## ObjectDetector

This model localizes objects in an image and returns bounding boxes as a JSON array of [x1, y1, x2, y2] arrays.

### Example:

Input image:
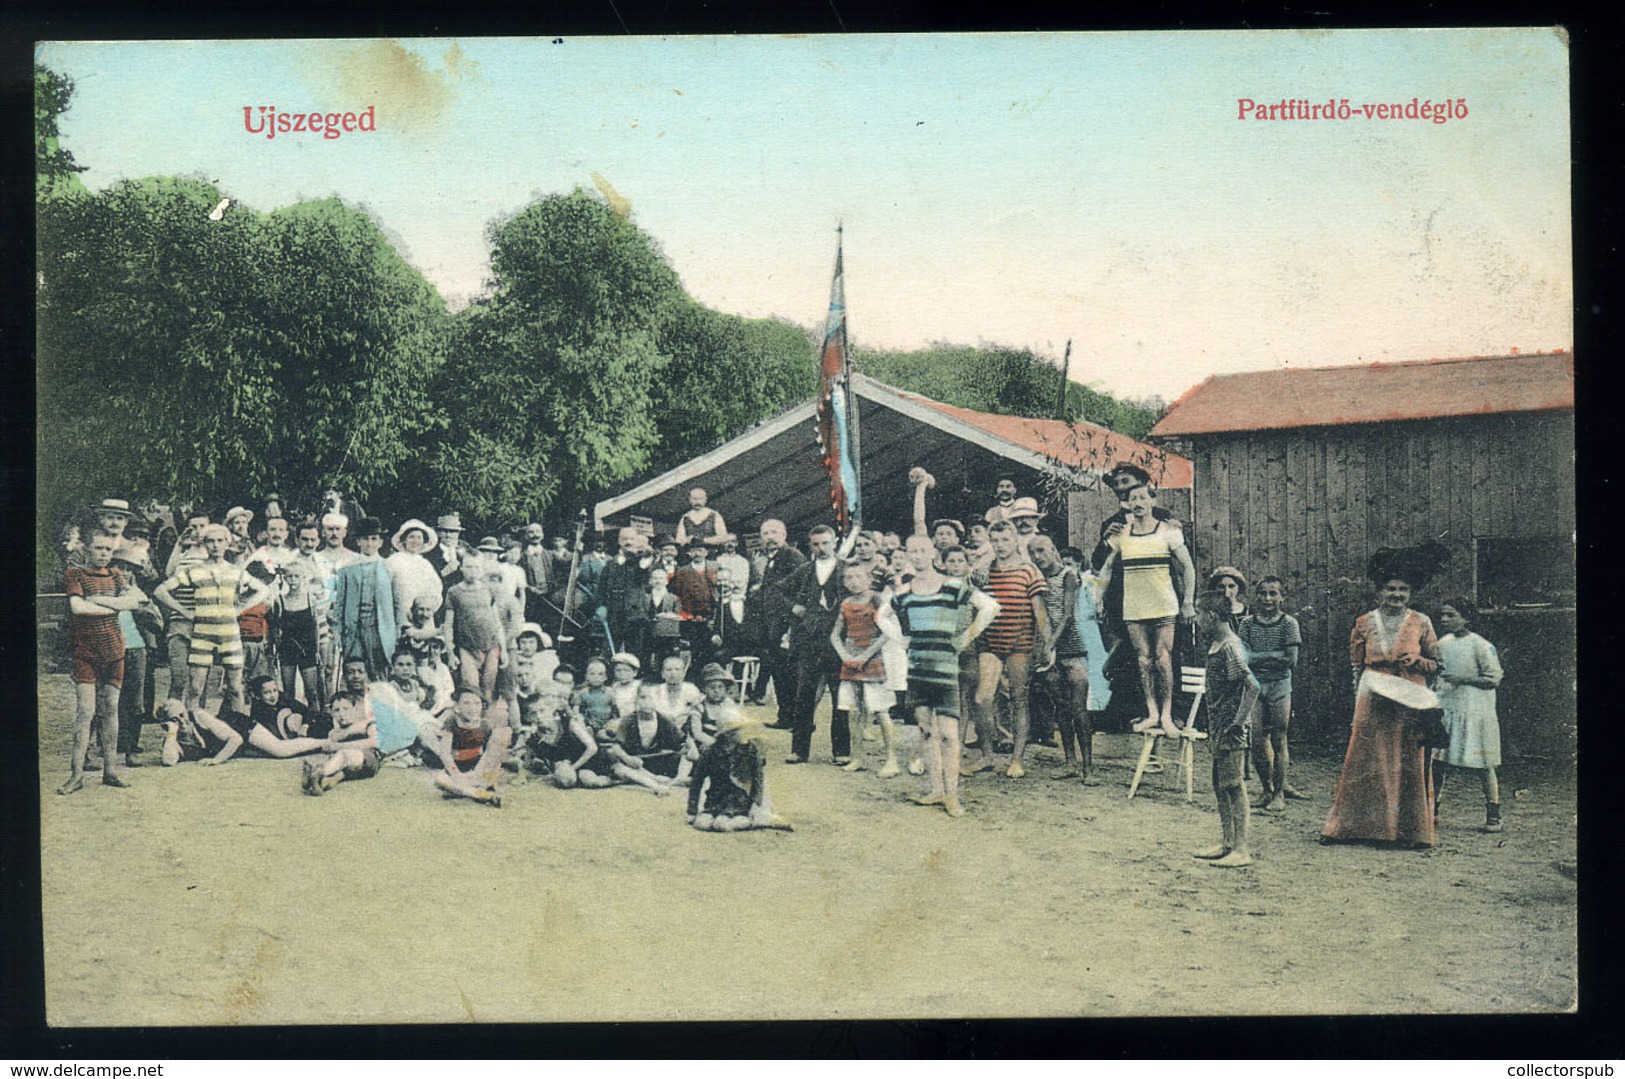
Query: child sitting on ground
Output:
[[690, 662, 741, 763], [605, 652, 642, 723], [596, 683, 683, 795], [414, 636, 457, 717], [524, 666, 611, 789], [650, 653, 704, 786], [301, 690, 380, 797], [424, 686, 509, 808], [573, 656, 617, 737], [1191, 591, 1260, 868], [686, 707, 793, 832], [831, 560, 900, 776]]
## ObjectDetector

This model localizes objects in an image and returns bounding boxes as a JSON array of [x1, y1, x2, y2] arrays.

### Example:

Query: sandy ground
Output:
[[37, 674, 1576, 1026]]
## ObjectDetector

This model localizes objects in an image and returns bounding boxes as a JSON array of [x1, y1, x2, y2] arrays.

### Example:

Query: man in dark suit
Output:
[[596, 527, 654, 664], [782, 525, 846, 765], [748, 518, 805, 718]]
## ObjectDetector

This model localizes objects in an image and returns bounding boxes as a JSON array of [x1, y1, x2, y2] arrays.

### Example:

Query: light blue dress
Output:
[[1076, 574, 1112, 711], [1435, 631, 1503, 769]]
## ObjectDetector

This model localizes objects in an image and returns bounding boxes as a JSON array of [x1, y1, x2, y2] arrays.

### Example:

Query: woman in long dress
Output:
[[1321, 547, 1444, 848]]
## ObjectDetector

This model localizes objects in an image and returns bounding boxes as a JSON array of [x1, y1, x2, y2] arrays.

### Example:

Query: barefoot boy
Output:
[[59, 530, 148, 793], [301, 690, 380, 796], [1239, 575, 1303, 811], [1191, 591, 1260, 868], [423, 687, 511, 807]]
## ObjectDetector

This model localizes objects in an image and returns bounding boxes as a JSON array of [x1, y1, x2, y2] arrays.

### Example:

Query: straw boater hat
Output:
[[610, 652, 641, 674], [436, 513, 463, 533], [1005, 497, 1044, 520], [476, 536, 504, 555], [96, 497, 133, 518], [391, 518, 439, 552]]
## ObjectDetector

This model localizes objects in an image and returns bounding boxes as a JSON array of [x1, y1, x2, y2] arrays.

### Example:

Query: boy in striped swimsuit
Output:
[[59, 530, 149, 794], [966, 521, 1051, 779], [892, 534, 1000, 817], [155, 524, 272, 718], [425, 686, 510, 807]]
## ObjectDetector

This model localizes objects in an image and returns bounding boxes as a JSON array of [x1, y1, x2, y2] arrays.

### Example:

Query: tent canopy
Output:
[[595, 375, 1191, 543]]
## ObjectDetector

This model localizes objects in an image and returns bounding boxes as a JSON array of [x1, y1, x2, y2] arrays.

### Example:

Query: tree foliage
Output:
[[37, 178, 450, 549], [853, 343, 1163, 436], [650, 300, 817, 471], [35, 64, 88, 196], [425, 191, 685, 525]]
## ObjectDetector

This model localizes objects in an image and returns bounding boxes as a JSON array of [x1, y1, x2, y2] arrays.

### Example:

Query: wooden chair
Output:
[[730, 656, 762, 707], [1128, 665, 1210, 802]]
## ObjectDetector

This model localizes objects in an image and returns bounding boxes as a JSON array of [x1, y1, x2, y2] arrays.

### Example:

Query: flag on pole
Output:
[[815, 232, 861, 533]]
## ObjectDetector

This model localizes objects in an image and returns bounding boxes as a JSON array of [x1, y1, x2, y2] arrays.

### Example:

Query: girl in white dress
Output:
[[1432, 597, 1505, 833]]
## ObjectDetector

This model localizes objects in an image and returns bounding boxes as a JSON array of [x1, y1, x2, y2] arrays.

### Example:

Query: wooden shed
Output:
[[1150, 351, 1575, 756]]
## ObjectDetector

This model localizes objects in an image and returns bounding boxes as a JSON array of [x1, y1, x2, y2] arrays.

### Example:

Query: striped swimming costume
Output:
[[1112, 521, 1179, 622], [175, 562, 247, 667], [979, 563, 1046, 655], [891, 580, 971, 694]]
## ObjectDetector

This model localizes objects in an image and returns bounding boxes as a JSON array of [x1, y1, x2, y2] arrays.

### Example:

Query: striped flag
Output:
[[814, 234, 861, 532]]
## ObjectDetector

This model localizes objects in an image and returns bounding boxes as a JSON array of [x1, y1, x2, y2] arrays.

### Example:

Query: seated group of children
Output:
[[153, 640, 790, 832]]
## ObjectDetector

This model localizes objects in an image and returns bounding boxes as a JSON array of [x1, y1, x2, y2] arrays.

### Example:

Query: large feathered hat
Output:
[[1366, 542, 1450, 591]]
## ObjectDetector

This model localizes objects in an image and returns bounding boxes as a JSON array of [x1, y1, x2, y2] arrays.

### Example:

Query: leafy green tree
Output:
[[37, 178, 450, 554], [649, 301, 817, 470], [427, 190, 684, 524], [855, 343, 1063, 417], [854, 341, 1163, 436], [36, 65, 88, 196]]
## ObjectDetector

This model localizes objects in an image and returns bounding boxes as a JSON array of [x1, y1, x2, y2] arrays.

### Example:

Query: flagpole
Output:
[[838, 223, 862, 537]]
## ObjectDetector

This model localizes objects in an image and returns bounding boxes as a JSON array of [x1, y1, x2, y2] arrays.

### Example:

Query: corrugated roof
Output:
[[1151, 352, 1574, 438], [890, 388, 1194, 489]]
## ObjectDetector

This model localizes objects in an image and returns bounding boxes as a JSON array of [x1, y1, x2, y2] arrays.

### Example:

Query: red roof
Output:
[[1150, 352, 1574, 437], [895, 390, 1195, 489]]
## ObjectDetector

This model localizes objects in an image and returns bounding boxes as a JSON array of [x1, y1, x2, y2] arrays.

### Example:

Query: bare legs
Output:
[[244, 727, 331, 759], [1048, 659, 1091, 781], [433, 726, 512, 805], [282, 663, 325, 710], [60, 682, 122, 794], [915, 706, 964, 816], [1251, 697, 1291, 810], [1196, 750, 1252, 867], [457, 647, 499, 704], [1127, 622, 1178, 735]]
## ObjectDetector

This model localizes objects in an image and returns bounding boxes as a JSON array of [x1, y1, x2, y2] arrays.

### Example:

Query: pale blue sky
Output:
[[38, 30, 1571, 401]]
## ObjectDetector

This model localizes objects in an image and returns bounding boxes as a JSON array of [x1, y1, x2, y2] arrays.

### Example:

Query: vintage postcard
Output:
[[34, 29, 1573, 1026]]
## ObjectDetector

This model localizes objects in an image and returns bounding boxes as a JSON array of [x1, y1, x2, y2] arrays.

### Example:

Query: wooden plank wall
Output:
[[1176, 412, 1575, 757]]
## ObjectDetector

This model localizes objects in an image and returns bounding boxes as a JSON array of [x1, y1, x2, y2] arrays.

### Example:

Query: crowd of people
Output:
[[51, 464, 1506, 853]]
